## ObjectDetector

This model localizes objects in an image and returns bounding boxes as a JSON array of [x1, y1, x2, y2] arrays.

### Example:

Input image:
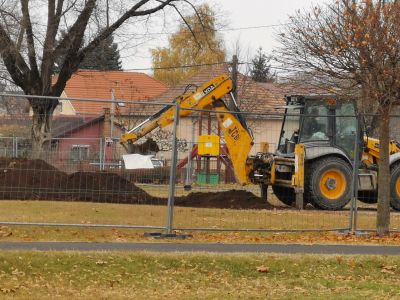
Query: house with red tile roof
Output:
[[53, 70, 167, 116], [45, 70, 168, 166]]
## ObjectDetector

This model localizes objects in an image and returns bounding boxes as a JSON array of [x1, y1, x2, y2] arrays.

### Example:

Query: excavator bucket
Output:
[[126, 138, 160, 155]]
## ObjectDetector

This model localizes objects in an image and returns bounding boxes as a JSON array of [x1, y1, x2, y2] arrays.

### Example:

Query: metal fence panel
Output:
[[0, 96, 175, 230], [171, 107, 355, 232], [354, 114, 400, 233]]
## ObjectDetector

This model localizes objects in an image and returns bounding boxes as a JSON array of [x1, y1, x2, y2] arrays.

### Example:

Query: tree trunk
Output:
[[31, 102, 56, 159], [376, 105, 391, 236]]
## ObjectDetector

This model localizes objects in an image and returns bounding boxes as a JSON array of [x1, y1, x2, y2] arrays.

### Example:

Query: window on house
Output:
[[117, 102, 126, 107], [70, 145, 90, 161]]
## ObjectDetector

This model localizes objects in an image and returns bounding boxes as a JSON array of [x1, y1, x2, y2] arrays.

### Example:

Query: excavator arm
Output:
[[210, 100, 254, 184], [120, 74, 254, 185], [120, 74, 234, 145]]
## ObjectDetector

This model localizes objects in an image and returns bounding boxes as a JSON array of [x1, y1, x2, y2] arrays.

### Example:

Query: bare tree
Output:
[[276, 0, 400, 235], [0, 0, 199, 156]]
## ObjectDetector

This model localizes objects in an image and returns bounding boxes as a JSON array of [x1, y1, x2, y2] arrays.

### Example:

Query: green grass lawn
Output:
[[0, 252, 398, 299]]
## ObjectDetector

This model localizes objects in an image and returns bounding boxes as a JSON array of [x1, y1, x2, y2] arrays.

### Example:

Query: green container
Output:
[[196, 173, 219, 185]]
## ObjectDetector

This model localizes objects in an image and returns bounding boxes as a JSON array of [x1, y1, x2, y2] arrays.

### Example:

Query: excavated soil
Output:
[[175, 191, 273, 209], [0, 157, 153, 204], [0, 158, 272, 209]]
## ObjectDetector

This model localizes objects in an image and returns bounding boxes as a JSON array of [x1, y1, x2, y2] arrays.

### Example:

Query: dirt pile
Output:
[[0, 158, 272, 209], [0, 158, 153, 203], [175, 190, 273, 209]]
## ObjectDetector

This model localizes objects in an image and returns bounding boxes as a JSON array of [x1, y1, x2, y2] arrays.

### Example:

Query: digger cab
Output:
[[277, 95, 358, 159]]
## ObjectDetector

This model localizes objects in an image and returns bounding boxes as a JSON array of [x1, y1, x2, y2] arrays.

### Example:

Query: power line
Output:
[[220, 23, 291, 31], [120, 61, 291, 72], [122, 61, 234, 71], [0, 60, 294, 74], [126, 23, 290, 36]]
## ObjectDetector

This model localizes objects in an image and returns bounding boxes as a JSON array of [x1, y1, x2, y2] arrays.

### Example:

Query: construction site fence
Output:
[[0, 93, 399, 235]]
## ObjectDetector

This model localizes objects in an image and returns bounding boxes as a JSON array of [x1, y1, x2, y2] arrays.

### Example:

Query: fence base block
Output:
[[144, 232, 193, 239], [143, 232, 164, 237], [157, 233, 193, 240], [353, 230, 371, 237], [336, 229, 351, 235]]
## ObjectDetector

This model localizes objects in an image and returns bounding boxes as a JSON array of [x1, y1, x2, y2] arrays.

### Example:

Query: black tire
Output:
[[306, 157, 352, 210], [390, 163, 400, 211], [272, 185, 295, 206]]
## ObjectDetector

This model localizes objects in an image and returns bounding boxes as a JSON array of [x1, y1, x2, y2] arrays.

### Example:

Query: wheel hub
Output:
[[325, 178, 337, 190], [319, 169, 346, 200]]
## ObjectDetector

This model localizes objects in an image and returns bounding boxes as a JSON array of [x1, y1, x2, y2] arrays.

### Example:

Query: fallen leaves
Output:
[[95, 260, 108, 266], [0, 226, 12, 238], [256, 265, 269, 273], [381, 265, 397, 275], [189, 232, 400, 245], [0, 287, 16, 294]]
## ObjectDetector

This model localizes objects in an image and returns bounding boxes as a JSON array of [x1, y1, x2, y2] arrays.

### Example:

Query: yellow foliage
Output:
[[151, 4, 226, 86]]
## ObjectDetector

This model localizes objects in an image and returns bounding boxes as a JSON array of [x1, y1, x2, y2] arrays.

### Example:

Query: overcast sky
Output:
[[121, 0, 318, 72]]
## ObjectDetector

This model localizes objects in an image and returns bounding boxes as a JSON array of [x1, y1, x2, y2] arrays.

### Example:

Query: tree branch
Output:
[[41, 0, 65, 93], [0, 23, 30, 91], [20, 0, 40, 81]]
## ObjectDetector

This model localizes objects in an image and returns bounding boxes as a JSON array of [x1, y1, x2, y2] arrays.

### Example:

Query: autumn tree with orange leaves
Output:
[[276, 0, 400, 235], [152, 4, 226, 86]]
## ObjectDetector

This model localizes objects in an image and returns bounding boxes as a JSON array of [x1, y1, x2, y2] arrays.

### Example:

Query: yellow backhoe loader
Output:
[[120, 74, 400, 210]]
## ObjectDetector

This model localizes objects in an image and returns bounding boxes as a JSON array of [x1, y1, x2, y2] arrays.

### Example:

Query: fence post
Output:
[[15, 137, 19, 157], [12, 137, 16, 157], [98, 138, 103, 171], [166, 104, 180, 234], [349, 114, 360, 233], [184, 118, 196, 189]]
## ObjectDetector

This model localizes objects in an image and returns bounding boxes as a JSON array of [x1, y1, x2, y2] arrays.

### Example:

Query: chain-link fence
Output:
[[0, 90, 399, 235]]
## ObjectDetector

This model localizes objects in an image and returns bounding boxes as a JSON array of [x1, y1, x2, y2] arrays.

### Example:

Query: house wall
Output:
[[29, 92, 76, 116], [55, 121, 103, 162], [55, 99, 76, 116], [53, 91, 76, 115]]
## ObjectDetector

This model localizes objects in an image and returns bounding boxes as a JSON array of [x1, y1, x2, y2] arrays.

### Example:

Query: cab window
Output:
[[300, 103, 329, 142], [336, 103, 357, 157], [278, 107, 301, 153]]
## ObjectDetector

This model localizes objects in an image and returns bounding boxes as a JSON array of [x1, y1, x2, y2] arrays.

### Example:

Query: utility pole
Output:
[[110, 89, 115, 138]]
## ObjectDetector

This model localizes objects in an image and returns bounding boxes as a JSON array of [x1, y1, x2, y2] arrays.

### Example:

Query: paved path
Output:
[[0, 242, 399, 255]]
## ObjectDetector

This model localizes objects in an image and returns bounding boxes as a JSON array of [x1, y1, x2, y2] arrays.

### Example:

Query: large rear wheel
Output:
[[306, 157, 352, 210], [390, 163, 400, 211]]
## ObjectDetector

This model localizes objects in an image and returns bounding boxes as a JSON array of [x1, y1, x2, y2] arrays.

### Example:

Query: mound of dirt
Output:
[[175, 190, 273, 210], [0, 157, 272, 209], [0, 157, 69, 200], [66, 172, 156, 203], [0, 157, 154, 203]]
